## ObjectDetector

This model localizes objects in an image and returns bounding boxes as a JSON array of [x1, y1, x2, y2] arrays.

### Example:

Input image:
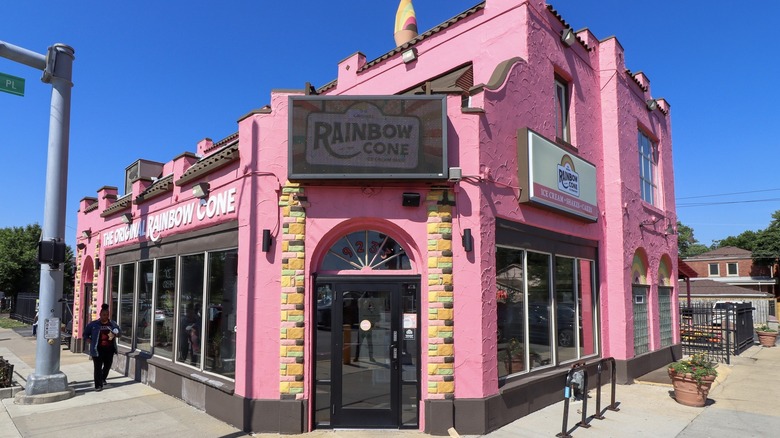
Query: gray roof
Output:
[[681, 279, 772, 297]]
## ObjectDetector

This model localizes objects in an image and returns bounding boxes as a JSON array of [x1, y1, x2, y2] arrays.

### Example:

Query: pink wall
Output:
[[75, 0, 678, 421]]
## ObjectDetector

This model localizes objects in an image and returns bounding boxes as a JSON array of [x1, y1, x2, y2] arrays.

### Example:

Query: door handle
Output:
[[391, 344, 398, 369]]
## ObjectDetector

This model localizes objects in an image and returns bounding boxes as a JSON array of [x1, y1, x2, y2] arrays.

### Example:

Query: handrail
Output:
[[556, 361, 590, 438], [593, 357, 619, 420]]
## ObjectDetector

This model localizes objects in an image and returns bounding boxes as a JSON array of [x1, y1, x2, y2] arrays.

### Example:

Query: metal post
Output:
[[1, 41, 75, 399]]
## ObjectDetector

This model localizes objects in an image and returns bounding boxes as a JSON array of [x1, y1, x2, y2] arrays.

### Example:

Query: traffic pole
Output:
[[24, 44, 75, 398], [1, 40, 75, 400]]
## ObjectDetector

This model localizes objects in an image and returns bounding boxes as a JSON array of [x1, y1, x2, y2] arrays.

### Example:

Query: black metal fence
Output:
[[11, 292, 74, 341], [679, 302, 754, 364], [11, 292, 38, 324]]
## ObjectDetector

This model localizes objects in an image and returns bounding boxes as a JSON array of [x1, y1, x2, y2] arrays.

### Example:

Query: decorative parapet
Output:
[[100, 193, 131, 217], [279, 183, 307, 399], [73, 247, 82, 338], [426, 189, 455, 399], [175, 142, 239, 187], [91, 240, 100, 321], [134, 174, 174, 204]]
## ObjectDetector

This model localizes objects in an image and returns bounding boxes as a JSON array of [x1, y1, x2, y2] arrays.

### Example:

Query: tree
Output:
[[0, 224, 43, 299], [752, 210, 780, 267], [713, 230, 759, 252], [677, 221, 711, 258], [0, 223, 74, 301], [676, 222, 695, 257]]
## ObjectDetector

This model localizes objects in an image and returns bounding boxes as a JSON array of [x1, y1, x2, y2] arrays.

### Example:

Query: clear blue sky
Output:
[[1, 1, 778, 249]]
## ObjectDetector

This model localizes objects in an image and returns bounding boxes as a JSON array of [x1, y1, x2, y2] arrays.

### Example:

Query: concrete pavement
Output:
[[2, 322, 780, 437]]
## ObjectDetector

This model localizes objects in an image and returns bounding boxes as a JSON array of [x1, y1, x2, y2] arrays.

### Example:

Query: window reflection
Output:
[[136, 260, 154, 352], [154, 258, 176, 359], [496, 246, 598, 380], [118, 263, 135, 346], [205, 249, 238, 378], [178, 254, 204, 367]]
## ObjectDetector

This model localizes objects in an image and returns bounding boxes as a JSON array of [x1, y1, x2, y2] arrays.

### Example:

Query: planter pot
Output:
[[756, 330, 778, 347], [668, 370, 715, 407], [510, 358, 525, 373]]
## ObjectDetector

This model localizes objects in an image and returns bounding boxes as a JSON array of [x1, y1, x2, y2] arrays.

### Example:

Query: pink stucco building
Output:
[[72, 1, 678, 434]]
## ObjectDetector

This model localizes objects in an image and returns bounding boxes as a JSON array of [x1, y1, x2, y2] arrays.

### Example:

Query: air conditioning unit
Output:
[[125, 159, 164, 194]]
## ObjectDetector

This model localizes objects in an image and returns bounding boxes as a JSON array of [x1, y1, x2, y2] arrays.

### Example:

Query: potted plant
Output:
[[668, 352, 718, 407], [499, 338, 541, 374], [755, 324, 778, 347]]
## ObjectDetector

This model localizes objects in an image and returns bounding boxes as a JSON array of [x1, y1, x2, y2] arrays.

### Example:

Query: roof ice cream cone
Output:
[[394, 0, 419, 46]]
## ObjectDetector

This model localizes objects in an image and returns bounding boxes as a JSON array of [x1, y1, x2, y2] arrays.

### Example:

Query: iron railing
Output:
[[679, 302, 754, 364]]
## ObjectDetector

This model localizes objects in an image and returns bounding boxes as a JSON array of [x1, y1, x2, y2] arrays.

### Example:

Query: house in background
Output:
[[676, 278, 774, 324], [682, 247, 776, 296]]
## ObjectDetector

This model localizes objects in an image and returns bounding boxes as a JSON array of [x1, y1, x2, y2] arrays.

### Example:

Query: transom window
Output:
[[639, 131, 657, 205], [321, 230, 410, 271]]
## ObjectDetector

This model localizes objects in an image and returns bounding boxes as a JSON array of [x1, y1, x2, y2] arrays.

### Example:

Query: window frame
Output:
[[104, 247, 238, 382], [554, 77, 570, 144], [495, 244, 599, 383], [638, 130, 658, 205], [708, 263, 720, 277], [726, 262, 738, 276]]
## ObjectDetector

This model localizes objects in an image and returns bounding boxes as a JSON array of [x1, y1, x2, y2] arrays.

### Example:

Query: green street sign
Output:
[[0, 72, 25, 96]]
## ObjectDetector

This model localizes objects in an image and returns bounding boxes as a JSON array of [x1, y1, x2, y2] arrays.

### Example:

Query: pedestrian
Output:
[[32, 311, 38, 337], [83, 303, 120, 391]]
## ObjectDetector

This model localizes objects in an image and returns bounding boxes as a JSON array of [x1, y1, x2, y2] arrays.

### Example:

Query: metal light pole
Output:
[[0, 41, 75, 400]]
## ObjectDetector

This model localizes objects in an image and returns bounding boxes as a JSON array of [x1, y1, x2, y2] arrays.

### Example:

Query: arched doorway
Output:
[[79, 256, 95, 347], [313, 229, 421, 429]]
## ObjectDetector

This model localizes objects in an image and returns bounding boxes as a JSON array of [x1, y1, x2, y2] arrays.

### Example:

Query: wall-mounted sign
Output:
[[517, 128, 598, 221], [289, 95, 447, 179], [102, 187, 237, 248]]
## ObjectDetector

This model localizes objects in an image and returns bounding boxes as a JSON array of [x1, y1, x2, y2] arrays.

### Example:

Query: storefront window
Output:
[[578, 259, 597, 356], [205, 249, 238, 378], [527, 251, 552, 370], [154, 257, 176, 359], [555, 257, 577, 363], [496, 247, 526, 378], [107, 265, 119, 323], [496, 243, 599, 380], [136, 260, 154, 352], [178, 254, 204, 367], [118, 263, 135, 346]]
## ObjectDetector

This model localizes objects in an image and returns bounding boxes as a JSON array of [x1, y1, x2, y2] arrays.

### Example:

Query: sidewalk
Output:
[[2, 323, 780, 438]]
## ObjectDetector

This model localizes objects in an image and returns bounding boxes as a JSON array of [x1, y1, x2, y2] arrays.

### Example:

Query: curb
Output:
[[0, 385, 23, 400], [14, 388, 75, 405]]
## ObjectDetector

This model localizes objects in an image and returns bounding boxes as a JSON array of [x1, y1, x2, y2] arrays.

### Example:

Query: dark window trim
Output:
[[496, 218, 597, 260], [105, 220, 238, 265]]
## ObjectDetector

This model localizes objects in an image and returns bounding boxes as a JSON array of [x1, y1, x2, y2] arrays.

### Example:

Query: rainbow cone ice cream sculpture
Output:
[[394, 0, 419, 46]]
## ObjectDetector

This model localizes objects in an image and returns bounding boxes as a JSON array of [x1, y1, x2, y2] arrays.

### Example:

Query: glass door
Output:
[[314, 278, 419, 429]]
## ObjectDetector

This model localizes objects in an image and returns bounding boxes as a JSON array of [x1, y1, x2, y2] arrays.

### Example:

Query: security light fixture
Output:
[[192, 182, 210, 199], [462, 228, 473, 253], [646, 99, 658, 111], [448, 167, 463, 183], [561, 28, 576, 47], [81, 229, 91, 239], [121, 213, 133, 224], [402, 48, 418, 64], [262, 229, 272, 252], [402, 192, 421, 207]]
